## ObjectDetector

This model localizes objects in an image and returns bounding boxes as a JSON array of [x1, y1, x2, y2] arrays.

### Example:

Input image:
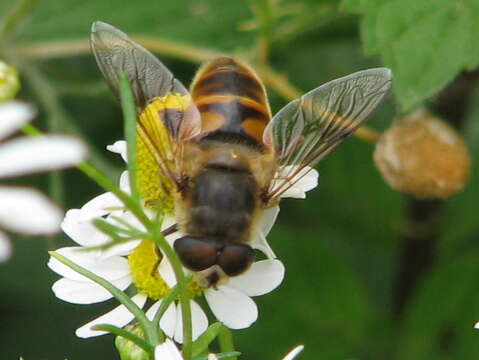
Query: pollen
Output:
[[188, 279, 203, 297], [136, 93, 190, 213], [137, 135, 175, 212], [128, 239, 170, 300]]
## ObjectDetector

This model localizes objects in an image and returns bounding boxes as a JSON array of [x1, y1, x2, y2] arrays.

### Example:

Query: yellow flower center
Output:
[[128, 238, 204, 300], [136, 93, 192, 213], [188, 279, 203, 297], [128, 239, 170, 300]]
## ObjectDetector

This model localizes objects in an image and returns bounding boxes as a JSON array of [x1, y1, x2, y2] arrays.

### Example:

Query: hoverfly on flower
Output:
[[90, 21, 392, 286]]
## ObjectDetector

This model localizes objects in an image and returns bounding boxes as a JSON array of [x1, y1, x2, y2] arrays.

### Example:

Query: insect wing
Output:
[[264, 68, 392, 200], [91, 21, 186, 107], [91, 22, 201, 201]]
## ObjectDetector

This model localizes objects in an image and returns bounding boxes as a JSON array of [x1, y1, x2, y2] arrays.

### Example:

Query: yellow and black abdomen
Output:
[[191, 57, 271, 147]]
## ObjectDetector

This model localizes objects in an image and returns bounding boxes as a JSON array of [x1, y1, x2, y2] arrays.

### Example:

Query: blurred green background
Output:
[[1, 0, 479, 359]]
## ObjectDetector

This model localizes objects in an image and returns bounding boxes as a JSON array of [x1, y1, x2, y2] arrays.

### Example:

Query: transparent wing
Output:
[[91, 21, 201, 199], [90, 21, 189, 108], [264, 68, 392, 201]]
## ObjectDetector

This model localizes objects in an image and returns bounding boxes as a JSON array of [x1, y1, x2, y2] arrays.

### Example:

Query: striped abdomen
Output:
[[190, 57, 271, 147]]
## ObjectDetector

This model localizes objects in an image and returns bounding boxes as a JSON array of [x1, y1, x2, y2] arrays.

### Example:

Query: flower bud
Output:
[[373, 108, 471, 199], [115, 324, 149, 360], [0, 61, 20, 102]]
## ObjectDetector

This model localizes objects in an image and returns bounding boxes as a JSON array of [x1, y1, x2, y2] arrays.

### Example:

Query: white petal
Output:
[[161, 305, 179, 340], [174, 300, 208, 343], [154, 338, 183, 360], [75, 293, 147, 338], [48, 247, 130, 282], [146, 300, 178, 341], [99, 239, 141, 259], [0, 101, 35, 141], [109, 210, 146, 233], [107, 140, 128, 162], [158, 256, 177, 288], [205, 286, 258, 329], [282, 345, 304, 360], [61, 209, 109, 247], [119, 171, 131, 193], [0, 230, 12, 262], [0, 135, 86, 178], [96, 212, 146, 259], [260, 206, 280, 236], [227, 259, 285, 296], [51, 275, 131, 304], [0, 186, 62, 234], [250, 207, 279, 259], [251, 232, 276, 259], [275, 166, 319, 199], [80, 192, 122, 217]]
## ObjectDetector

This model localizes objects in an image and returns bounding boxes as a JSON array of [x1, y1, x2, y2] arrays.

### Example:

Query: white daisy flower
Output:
[[0, 101, 87, 262], [49, 140, 317, 339], [48, 170, 209, 343], [47, 176, 281, 341]]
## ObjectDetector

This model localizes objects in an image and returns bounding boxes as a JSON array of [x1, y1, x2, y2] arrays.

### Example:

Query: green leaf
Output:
[[192, 323, 222, 357], [379, 0, 479, 109], [343, 0, 479, 109], [14, 0, 255, 52], [357, 0, 388, 54], [397, 252, 479, 359]]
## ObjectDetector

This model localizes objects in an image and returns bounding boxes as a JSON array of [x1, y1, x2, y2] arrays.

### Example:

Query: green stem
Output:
[[150, 226, 192, 360], [0, 0, 39, 38], [21, 123, 41, 136], [119, 75, 140, 201], [92, 324, 154, 354], [49, 251, 157, 343], [218, 326, 237, 360], [48, 171, 64, 205], [76, 162, 151, 228], [153, 285, 180, 328], [249, 0, 273, 64]]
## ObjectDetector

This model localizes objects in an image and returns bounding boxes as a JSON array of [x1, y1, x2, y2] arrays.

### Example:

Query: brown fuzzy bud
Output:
[[373, 108, 471, 199]]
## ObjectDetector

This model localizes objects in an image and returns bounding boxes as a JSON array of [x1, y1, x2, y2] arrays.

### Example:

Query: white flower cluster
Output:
[[48, 139, 318, 354], [0, 101, 87, 261]]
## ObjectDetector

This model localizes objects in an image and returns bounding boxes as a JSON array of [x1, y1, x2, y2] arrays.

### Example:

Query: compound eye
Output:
[[174, 237, 218, 272], [218, 244, 255, 276]]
